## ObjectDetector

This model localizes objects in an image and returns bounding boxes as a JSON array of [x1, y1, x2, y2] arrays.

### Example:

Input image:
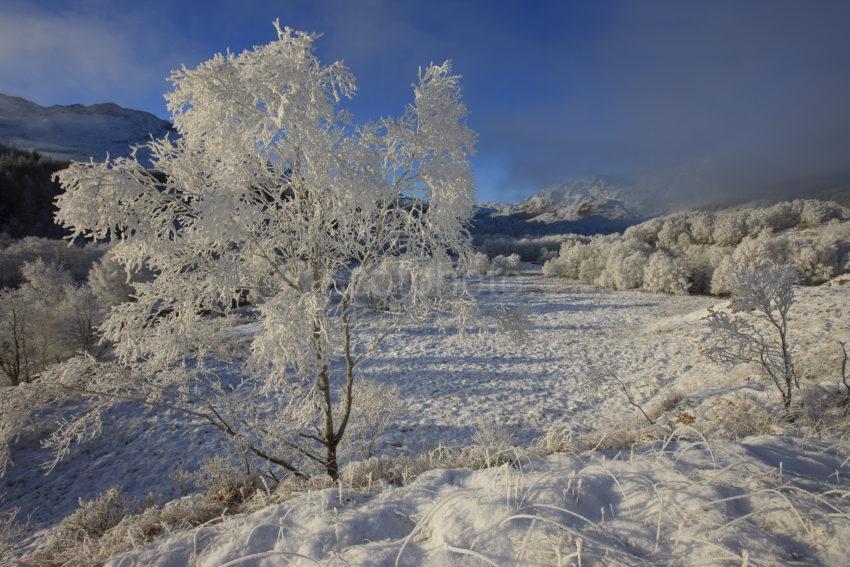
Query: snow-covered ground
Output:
[[5, 269, 850, 564], [109, 434, 850, 566]]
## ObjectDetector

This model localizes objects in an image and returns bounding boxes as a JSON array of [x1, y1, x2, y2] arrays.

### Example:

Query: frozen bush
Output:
[[696, 396, 772, 439], [20, 258, 73, 303], [657, 215, 692, 248], [682, 245, 729, 294], [577, 238, 614, 284], [339, 379, 403, 460], [746, 201, 799, 233], [596, 238, 651, 290], [711, 231, 791, 294], [477, 234, 578, 261], [88, 255, 135, 306], [706, 266, 799, 410], [60, 284, 104, 355], [536, 247, 558, 263], [59, 487, 134, 540], [708, 231, 779, 294], [687, 212, 715, 245], [543, 199, 850, 297], [471, 252, 490, 275], [0, 261, 106, 384], [489, 253, 521, 275], [624, 217, 663, 245], [194, 457, 260, 504], [643, 251, 691, 294], [0, 237, 107, 288], [542, 241, 580, 279], [712, 212, 748, 246], [21, 259, 104, 356], [0, 495, 26, 559], [800, 199, 844, 226]]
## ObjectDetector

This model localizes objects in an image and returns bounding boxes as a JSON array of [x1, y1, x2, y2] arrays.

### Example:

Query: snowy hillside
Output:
[[0, 93, 173, 162], [513, 176, 638, 222]]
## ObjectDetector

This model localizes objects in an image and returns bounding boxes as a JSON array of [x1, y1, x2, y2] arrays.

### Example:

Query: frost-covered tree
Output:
[[0, 260, 106, 386], [705, 266, 799, 410], [47, 22, 475, 480], [0, 289, 38, 386]]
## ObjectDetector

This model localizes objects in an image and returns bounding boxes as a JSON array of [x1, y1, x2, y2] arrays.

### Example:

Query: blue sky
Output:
[[2, 0, 850, 204]]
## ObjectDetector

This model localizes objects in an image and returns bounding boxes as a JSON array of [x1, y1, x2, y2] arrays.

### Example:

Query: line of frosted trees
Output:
[[542, 199, 849, 294], [0, 238, 135, 386]]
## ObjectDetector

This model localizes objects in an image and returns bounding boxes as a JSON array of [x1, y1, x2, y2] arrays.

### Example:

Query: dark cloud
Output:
[[2, 0, 849, 206], [477, 0, 850, 205]]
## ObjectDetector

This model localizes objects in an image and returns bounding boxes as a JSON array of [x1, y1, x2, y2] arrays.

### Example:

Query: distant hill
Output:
[[0, 93, 173, 164], [513, 176, 638, 222], [472, 176, 643, 239]]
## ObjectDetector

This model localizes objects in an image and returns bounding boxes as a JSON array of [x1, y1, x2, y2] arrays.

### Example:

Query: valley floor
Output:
[[5, 269, 850, 565]]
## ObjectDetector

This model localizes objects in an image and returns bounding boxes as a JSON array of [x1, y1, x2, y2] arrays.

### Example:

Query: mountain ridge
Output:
[[0, 93, 173, 163]]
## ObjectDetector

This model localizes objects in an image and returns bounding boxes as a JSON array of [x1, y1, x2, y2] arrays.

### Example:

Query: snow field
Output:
[[108, 434, 850, 566]]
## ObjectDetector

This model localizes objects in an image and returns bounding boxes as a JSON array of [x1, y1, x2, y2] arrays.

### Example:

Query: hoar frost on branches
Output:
[[705, 266, 799, 411], [19, 22, 477, 480]]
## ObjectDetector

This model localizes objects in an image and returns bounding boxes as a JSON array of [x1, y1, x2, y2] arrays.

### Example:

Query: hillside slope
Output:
[[0, 93, 173, 163]]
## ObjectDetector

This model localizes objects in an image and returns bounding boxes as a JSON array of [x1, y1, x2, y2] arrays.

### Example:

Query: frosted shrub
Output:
[[577, 238, 614, 284], [194, 457, 260, 504], [697, 396, 772, 439], [0, 237, 106, 288], [706, 266, 799, 410], [657, 215, 691, 248], [59, 488, 134, 539], [712, 212, 748, 246], [747, 201, 799, 233], [643, 251, 690, 294], [20, 258, 73, 303], [733, 231, 790, 272], [537, 247, 558, 263], [624, 217, 663, 245], [687, 212, 715, 244], [88, 255, 135, 306], [59, 283, 104, 355], [800, 199, 843, 226], [489, 253, 521, 275], [710, 231, 790, 295], [542, 241, 579, 279], [340, 379, 403, 460], [0, 289, 41, 385], [471, 252, 490, 275], [789, 239, 837, 284], [543, 199, 849, 296], [683, 245, 728, 295], [596, 238, 651, 290], [0, 260, 106, 380], [0, 496, 25, 559], [477, 235, 576, 261]]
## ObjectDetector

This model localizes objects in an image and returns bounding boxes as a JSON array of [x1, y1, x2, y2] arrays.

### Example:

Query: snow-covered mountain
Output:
[[513, 176, 638, 222], [0, 93, 173, 162]]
